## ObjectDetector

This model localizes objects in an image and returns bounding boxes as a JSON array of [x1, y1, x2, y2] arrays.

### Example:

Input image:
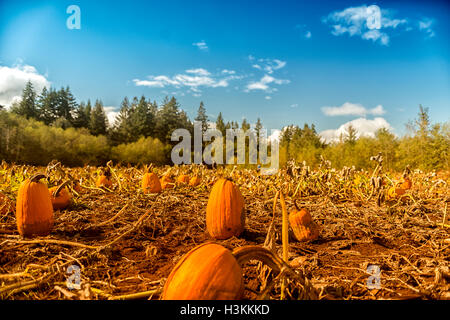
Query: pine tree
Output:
[[11, 80, 37, 119], [72, 101, 91, 128], [55, 86, 77, 122], [89, 99, 108, 136], [345, 124, 358, 145], [37, 87, 58, 125], [195, 101, 208, 134], [216, 112, 226, 136], [255, 118, 263, 137], [241, 118, 250, 131]]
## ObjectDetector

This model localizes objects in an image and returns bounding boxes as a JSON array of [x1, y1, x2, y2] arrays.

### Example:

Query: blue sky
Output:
[[0, 0, 449, 141]]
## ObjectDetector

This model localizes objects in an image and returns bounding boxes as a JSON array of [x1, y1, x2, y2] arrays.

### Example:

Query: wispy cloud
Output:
[[419, 18, 435, 38], [245, 75, 290, 93], [321, 102, 385, 117], [323, 5, 408, 46], [221, 69, 236, 75], [295, 24, 312, 39], [133, 68, 240, 97], [319, 117, 393, 143], [185, 68, 210, 76], [0, 63, 50, 107], [192, 40, 208, 51], [250, 57, 286, 74]]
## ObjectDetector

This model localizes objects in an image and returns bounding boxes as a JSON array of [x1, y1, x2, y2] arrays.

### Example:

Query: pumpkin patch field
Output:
[[0, 161, 449, 300]]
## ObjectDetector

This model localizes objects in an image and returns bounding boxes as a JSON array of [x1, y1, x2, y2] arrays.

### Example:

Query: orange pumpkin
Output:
[[161, 175, 175, 190], [96, 174, 112, 188], [206, 178, 245, 240], [400, 178, 412, 190], [189, 176, 201, 187], [162, 243, 244, 300], [177, 174, 190, 184], [289, 208, 319, 242], [0, 192, 14, 215], [48, 183, 72, 210], [387, 187, 406, 200], [142, 172, 162, 193], [16, 174, 54, 237]]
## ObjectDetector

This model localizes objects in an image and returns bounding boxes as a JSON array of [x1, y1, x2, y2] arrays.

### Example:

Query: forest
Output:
[[0, 80, 448, 171]]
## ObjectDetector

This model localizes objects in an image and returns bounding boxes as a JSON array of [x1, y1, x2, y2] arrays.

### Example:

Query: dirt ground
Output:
[[0, 166, 449, 300]]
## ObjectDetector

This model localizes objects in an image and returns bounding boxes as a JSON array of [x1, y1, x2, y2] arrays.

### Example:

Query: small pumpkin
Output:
[[189, 176, 201, 187], [96, 168, 112, 188], [387, 187, 406, 200], [289, 207, 319, 242], [142, 172, 162, 193], [16, 174, 54, 237], [177, 174, 190, 184], [0, 192, 14, 215], [206, 178, 245, 240], [48, 182, 72, 210], [400, 178, 412, 190], [162, 243, 244, 300]]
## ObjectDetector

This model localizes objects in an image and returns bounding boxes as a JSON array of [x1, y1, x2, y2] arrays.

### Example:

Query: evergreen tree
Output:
[[11, 80, 37, 119], [155, 96, 192, 144], [345, 125, 358, 145], [195, 101, 209, 134], [37, 87, 58, 125], [55, 86, 77, 122], [89, 99, 108, 136], [216, 112, 226, 136], [72, 101, 91, 128], [241, 118, 250, 131]]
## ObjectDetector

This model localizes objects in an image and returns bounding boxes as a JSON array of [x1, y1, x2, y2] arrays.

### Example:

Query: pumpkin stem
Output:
[[54, 180, 71, 197], [30, 173, 47, 183], [232, 245, 286, 273], [293, 199, 300, 211]]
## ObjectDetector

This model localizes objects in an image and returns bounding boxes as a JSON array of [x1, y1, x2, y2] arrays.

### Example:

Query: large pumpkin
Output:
[[289, 208, 319, 242], [48, 183, 72, 210], [206, 178, 245, 239], [142, 172, 162, 193], [162, 243, 244, 300], [16, 174, 54, 237]]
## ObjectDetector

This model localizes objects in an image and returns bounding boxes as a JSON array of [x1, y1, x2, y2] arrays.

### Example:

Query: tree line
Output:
[[0, 81, 448, 170]]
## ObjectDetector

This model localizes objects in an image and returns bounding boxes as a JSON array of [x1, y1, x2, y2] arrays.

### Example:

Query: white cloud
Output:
[[104, 106, 119, 127], [419, 18, 435, 38], [323, 5, 408, 45], [250, 57, 286, 74], [321, 102, 386, 117], [269, 129, 281, 142], [221, 69, 236, 75], [265, 96, 272, 100], [319, 117, 393, 143], [192, 40, 208, 51], [186, 68, 210, 76], [290, 103, 299, 108], [295, 24, 312, 39], [133, 68, 239, 96], [0, 64, 50, 107], [245, 74, 290, 93]]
